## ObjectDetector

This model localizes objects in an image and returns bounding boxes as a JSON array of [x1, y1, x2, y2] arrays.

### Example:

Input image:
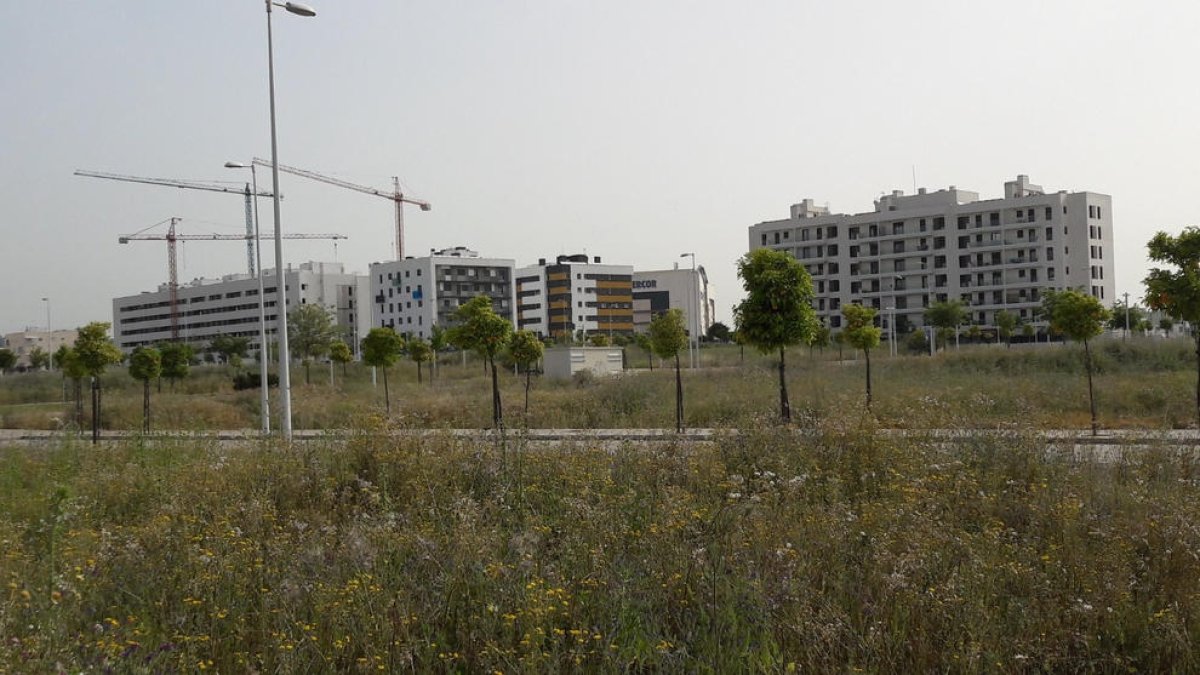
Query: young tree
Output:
[[74, 322, 123, 442], [1042, 289, 1110, 435], [208, 334, 250, 370], [810, 324, 832, 356], [288, 304, 338, 384], [733, 249, 817, 422], [589, 334, 611, 347], [924, 300, 967, 352], [329, 340, 353, 377], [1021, 323, 1036, 341], [58, 346, 87, 424], [0, 349, 15, 374], [842, 304, 882, 409], [28, 347, 50, 371], [429, 324, 449, 381], [1107, 303, 1147, 335], [995, 309, 1018, 348], [1158, 316, 1175, 337], [407, 338, 433, 384], [1145, 228, 1200, 427], [159, 342, 194, 392], [449, 296, 513, 428], [361, 327, 404, 413], [649, 309, 689, 432], [509, 330, 545, 413], [128, 346, 162, 432], [634, 332, 654, 370]]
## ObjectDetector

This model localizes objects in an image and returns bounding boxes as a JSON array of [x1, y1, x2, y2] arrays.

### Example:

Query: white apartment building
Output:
[[369, 247, 516, 340], [748, 175, 1114, 335], [2, 329, 78, 369], [516, 255, 634, 340], [631, 266, 716, 338], [112, 261, 371, 354]]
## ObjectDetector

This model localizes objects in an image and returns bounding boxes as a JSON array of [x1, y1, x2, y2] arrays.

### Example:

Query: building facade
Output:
[[369, 247, 516, 341], [1, 329, 78, 369], [748, 175, 1114, 334], [631, 266, 716, 338], [112, 261, 370, 354], [515, 255, 634, 340]]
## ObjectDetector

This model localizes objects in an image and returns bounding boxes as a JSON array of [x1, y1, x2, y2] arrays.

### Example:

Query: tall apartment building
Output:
[[515, 254, 634, 340], [369, 247, 516, 340], [112, 261, 370, 353], [631, 266, 716, 338], [748, 175, 1114, 334]]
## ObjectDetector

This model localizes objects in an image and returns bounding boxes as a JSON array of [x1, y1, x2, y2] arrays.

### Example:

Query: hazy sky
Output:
[[3, 1, 1198, 334]]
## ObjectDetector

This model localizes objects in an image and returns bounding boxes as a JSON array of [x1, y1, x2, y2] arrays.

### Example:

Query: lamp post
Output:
[[42, 297, 53, 371], [1123, 291, 1131, 341], [225, 161, 270, 435], [263, 0, 316, 441], [680, 252, 697, 368]]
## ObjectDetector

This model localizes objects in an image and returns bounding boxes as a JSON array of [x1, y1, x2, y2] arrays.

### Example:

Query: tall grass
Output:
[[2, 419, 1198, 670]]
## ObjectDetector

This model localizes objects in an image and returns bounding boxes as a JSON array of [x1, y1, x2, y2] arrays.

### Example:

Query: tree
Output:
[[449, 296, 513, 428], [733, 249, 817, 422], [1159, 316, 1176, 337], [924, 300, 968, 352], [810, 324, 832, 354], [408, 338, 433, 384], [0, 349, 15, 374], [648, 309, 688, 432], [589, 334, 610, 347], [209, 334, 250, 369], [58, 346, 87, 424], [1042, 289, 1110, 435], [159, 342, 194, 392], [361, 327, 404, 413], [509, 330, 545, 413], [329, 340, 353, 378], [1145, 228, 1200, 427], [842, 304, 882, 409], [706, 321, 732, 343], [634, 333, 654, 370], [128, 346, 162, 433], [28, 347, 50, 371], [74, 322, 123, 443], [1107, 303, 1147, 335], [288, 304, 338, 385], [995, 310, 1018, 348], [966, 324, 982, 342], [429, 324, 449, 381]]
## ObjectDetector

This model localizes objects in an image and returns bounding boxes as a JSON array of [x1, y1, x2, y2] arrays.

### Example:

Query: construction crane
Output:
[[252, 158, 430, 261], [119, 217, 347, 340], [75, 169, 277, 275]]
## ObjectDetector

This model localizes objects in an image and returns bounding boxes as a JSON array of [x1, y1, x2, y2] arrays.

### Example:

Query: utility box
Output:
[[543, 347, 624, 380]]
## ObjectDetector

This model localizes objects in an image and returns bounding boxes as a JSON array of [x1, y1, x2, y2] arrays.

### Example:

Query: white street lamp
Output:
[[680, 252, 697, 369], [225, 161, 270, 435], [263, 0, 316, 441]]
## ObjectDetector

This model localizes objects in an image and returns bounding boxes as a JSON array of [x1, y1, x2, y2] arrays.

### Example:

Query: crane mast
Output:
[[119, 218, 347, 340], [75, 169, 276, 275], [252, 159, 430, 261]]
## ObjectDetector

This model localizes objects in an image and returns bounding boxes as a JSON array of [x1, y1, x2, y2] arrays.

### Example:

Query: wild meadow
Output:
[[2, 338, 1199, 671]]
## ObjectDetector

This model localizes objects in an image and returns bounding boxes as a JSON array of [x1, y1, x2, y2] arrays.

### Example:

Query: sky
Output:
[[3, 1, 1199, 334]]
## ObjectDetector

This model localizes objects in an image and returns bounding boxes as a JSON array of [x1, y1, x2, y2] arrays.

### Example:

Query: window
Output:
[[774, 232, 781, 244], [1045, 207, 1052, 220], [1046, 247, 1054, 261], [405, 270, 410, 278], [784, 230, 791, 240], [417, 269, 422, 276], [1046, 227, 1053, 241], [990, 213, 1000, 226], [761, 233, 767, 245]]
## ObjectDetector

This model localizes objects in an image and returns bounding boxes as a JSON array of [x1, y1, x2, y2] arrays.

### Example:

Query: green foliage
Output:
[[28, 347, 50, 371], [924, 300, 968, 339], [841, 304, 881, 352], [329, 340, 352, 367], [706, 321, 732, 343], [232, 371, 279, 391], [1108, 304, 1147, 331], [1159, 317, 1175, 334], [589, 334, 611, 347], [159, 343, 194, 386], [810, 324, 832, 350], [1145, 228, 1200, 326], [905, 328, 929, 354], [733, 249, 817, 354], [208, 335, 250, 368], [57, 346, 87, 381], [408, 338, 433, 366], [995, 310, 1018, 343], [360, 328, 404, 369], [1042, 290, 1109, 342], [288, 304, 338, 364], [128, 347, 162, 383], [509, 330, 545, 369], [0, 349, 15, 372], [73, 322, 123, 377], [449, 296, 513, 359], [647, 309, 687, 360], [429, 324, 449, 353]]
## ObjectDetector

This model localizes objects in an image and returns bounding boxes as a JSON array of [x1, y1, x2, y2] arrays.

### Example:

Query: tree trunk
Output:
[[1084, 339, 1098, 436], [416, 361, 422, 384], [778, 347, 791, 422], [490, 355, 503, 429], [72, 379, 83, 426], [1194, 332, 1200, 429], [382, 367, 390, 414], [143, 379, 151, 433], [91, 378, 101, 445], [674, 352, 684, 432], [864, 348, 873, 409], [304, 361, 311, 385], [648, 349, 653, 371], [740, 344, 745, 365], [524, 368, 532, 413]]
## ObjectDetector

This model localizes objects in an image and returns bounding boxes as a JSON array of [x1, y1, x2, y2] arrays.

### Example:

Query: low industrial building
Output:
[[369, 247, 516, 341], [111, 261, 370, 354], [631, 266, 716, 338], [542, 346, 625, 380], [1, 329, 78, 369]]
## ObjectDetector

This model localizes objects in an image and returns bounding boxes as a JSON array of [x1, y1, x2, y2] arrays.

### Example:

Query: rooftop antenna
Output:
[[912, 165, 917, 193]]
